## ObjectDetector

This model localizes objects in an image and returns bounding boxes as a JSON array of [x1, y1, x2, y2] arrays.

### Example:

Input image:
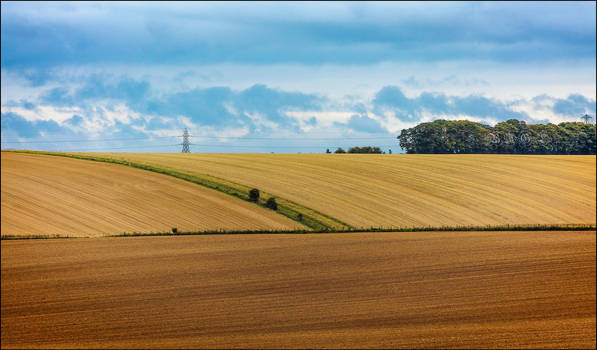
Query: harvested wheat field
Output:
[[0, 152, 303, 237], [91, 153, 597, 228], [1, 230, 595, 349]]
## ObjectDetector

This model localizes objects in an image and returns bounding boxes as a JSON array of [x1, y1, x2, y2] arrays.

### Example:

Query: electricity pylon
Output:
[[181, 128, 191, 153]]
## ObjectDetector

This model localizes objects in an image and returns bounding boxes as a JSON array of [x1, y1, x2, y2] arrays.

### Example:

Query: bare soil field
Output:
[[90, 153, 597, 228], [2, 230, 594, 349], [1, 152, 303, 237]]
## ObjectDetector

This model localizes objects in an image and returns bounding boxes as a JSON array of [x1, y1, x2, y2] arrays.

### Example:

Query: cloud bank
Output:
[[1, 2, 595, 152], [2, 73, 594, 152], [2, 2, 595, 67]]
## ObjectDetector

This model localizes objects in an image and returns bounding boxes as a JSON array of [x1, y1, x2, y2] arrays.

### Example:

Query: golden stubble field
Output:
[[91, 153, 597, 228], [1, 152, 303, 237], [2, 231, 595, 349]]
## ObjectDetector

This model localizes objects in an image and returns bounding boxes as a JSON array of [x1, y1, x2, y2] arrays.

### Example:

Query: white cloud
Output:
[[285, 111, 354, 125], [374, 114, 419, 134], [244, 111, 279, 131], [509, 99, 583, 124], [101, 104, 142, 124], [1, 105, 82, 123], [176, 116, 197, 129]]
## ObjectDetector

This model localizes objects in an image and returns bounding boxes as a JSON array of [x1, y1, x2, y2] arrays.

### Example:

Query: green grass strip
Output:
[[4, 150, 351, 231]]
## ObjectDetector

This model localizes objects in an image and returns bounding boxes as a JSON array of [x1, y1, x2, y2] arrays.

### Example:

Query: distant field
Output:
[[0, 152, 303, 237], [89, 153, 596, 228], [2, 230, 594, 348]]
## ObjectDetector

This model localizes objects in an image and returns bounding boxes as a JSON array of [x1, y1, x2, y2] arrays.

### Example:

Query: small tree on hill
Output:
[[265, 197, 278, 210], [249, 188, 260, 202], [335, 147, 346, 154]]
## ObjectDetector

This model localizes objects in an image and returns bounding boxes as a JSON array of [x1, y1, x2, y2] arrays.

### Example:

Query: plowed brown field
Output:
[[0, 152, 303, 237], [2, 231, 595, 348], [90, 153, 597, 228]]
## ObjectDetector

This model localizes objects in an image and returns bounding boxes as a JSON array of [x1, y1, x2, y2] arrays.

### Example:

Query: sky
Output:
[[1, 1, 596, 153]]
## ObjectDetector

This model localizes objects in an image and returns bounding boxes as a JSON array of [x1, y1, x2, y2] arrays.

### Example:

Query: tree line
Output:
[[397, 119, 596, 154], [327, 146, 385, 154]]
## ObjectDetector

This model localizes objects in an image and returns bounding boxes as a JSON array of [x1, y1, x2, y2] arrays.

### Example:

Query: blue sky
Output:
[[1, 1, 595, 153]]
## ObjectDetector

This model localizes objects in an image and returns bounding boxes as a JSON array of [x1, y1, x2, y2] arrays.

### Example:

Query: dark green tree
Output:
[[348, 146, 383, 153], [265, 197, 278, 210], [397, 119, 595, 155], [249, 188, 260, 202]]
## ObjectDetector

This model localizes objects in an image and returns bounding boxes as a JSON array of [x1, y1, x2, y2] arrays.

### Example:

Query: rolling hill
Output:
[[89, 153, 596, 228], [0, 152, 304, 237]]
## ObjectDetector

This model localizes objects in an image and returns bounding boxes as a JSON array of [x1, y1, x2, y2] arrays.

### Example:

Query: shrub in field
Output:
[[334, 148, 346, 154], [266, 197, 278, 210], [172, 227, 178, 234], [348, 146, 383, 154], [249, 188, 260, 202], [297, 213, 303, 221]]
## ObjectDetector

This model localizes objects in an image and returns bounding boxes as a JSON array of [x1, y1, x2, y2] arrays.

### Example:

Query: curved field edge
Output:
[[2, 152, 306, 237], [84, 153, 596, 229], [3, 150, 350, 231], [2, 224, 595, 240]]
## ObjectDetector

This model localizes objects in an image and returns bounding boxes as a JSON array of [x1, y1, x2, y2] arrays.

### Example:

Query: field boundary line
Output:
[[3, 224, 595, 240], [1, 234, 76, 240], [108, 223, 597, 237], [3, 150, 351, 231]]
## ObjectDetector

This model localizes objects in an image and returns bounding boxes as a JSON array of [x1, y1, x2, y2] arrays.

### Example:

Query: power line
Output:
[[0, 136, 179, 144], [0, 135, 397, 144], [188, 136, 396, 140], [1, 131, 400, 152], [2, 144, 398, 152], [46, 144, 181, 152], [172, 144, 399, 148]]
